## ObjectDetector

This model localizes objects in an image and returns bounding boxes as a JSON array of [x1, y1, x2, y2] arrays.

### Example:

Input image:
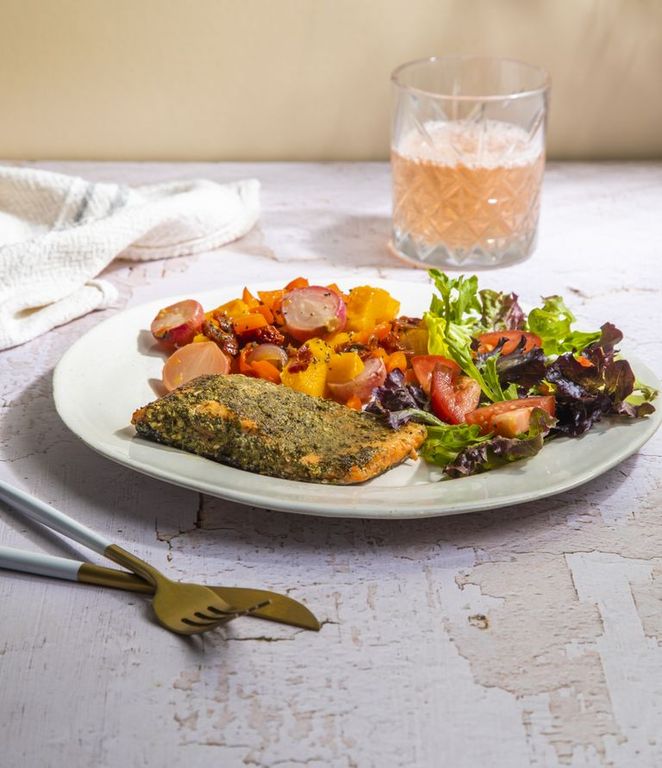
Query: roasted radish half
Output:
[[162, 341, 230, 391], [327, 357, 387, 404], [281, 286, 347, 342], [151, 300, 205, 347]]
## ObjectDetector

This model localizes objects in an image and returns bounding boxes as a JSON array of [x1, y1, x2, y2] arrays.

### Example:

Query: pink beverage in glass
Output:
[[391, 57, 550, 268]]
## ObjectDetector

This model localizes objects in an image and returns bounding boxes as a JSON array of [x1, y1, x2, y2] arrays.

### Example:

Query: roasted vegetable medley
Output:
[[150, 276, 425, 409], [148, 271, 658, 478]]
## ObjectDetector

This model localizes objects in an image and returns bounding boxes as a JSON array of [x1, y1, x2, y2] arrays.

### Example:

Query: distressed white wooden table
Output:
[[1, 161, 661, 768]]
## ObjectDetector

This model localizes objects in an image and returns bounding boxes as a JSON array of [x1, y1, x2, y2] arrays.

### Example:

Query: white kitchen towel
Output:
[[0, 166, 260, 350]]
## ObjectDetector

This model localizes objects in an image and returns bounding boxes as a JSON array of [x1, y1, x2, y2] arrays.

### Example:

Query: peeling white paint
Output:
[[0, 161, 661, 768], [567, 552, 662, 765]]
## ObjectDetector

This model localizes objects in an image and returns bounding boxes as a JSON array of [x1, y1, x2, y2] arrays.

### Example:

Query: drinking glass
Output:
[[390, 56, 550, 268]]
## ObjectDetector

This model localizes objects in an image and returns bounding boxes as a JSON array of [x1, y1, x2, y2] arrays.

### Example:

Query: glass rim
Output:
[[391, 55, 551, 102]]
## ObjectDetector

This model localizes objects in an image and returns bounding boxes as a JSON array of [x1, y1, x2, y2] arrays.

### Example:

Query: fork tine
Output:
[[181, 617, 223, 627], [178, 598, 276, 634]]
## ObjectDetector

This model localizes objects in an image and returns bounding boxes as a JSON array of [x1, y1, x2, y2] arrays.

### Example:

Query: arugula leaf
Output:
[[442, 320, 496, 400], [426, 271, 510, 402], [426, 310, 515, 402], [420, 423, 491, 467], [428, 269, 481, 324], [526, 295, 601, 356], [482, 356, 519, 401], [444, 408, 554, 478]]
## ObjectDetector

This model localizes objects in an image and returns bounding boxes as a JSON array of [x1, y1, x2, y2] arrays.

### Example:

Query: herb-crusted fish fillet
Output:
[[131, 374, 426, 484]]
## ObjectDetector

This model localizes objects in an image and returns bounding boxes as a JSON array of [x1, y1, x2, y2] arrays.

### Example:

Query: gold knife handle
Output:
[[78, 562, 154, 594]]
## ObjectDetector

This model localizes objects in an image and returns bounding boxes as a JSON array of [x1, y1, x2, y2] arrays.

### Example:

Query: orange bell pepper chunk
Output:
[[284, 277, 309, 291], [252, 304, 274, 324], [370, 347, 389, 363], [238, 346, 256, 375], [346, 394, 362, 411], [373, 322, 392, 341], [250, 359, 282, 384], [387, 351, 407, 373], [257, 290, 284, 311], [233, 314, 268, 335], [242, 287, 260, 308], [326, 283, 349, 302]]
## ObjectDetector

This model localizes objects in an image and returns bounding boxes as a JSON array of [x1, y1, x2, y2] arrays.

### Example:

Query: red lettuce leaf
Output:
[[479, 289, 525, 331], [366, 369, 432, 428], [545, 322, 655, 435], [496, 346, 547, 390]]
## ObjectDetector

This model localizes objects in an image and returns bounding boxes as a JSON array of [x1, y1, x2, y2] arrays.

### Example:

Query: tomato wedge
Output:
[[430, 364, 481, 425], [162, 341, 230, 392], [475, 331, 542, 356], [411, 355, 461, 396], [491, 408, 537, 438], [465, 396, 556, 434]]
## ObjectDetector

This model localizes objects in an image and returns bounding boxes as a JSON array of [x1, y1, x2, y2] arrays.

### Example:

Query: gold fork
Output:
[[104, 543, 242, 633], [77, 561, 320, 630], [0, 545, 321, 631], [0, 480, 240, 635]]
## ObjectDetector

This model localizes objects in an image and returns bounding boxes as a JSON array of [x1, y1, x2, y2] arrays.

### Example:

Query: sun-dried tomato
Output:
[[237, 324, 286, 346], [287, 345, 314, 373], [202, 319, 239, 357], [397, 316, 423, 329], [379, 332, 405, 354], [381, 316, 424, 354]]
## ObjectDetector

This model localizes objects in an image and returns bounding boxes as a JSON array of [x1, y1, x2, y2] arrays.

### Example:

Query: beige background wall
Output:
[[0, 0, 660, 161]]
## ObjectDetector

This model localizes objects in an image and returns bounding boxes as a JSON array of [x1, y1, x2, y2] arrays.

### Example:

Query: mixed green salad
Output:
[[367, 269, 658, 478]]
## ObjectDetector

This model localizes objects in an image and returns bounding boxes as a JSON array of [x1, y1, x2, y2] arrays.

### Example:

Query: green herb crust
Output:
[[131, 374, 426, 484]]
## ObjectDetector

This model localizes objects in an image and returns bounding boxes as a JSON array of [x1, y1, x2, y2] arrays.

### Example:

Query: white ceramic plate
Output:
[[53, 279, 661, 519]]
